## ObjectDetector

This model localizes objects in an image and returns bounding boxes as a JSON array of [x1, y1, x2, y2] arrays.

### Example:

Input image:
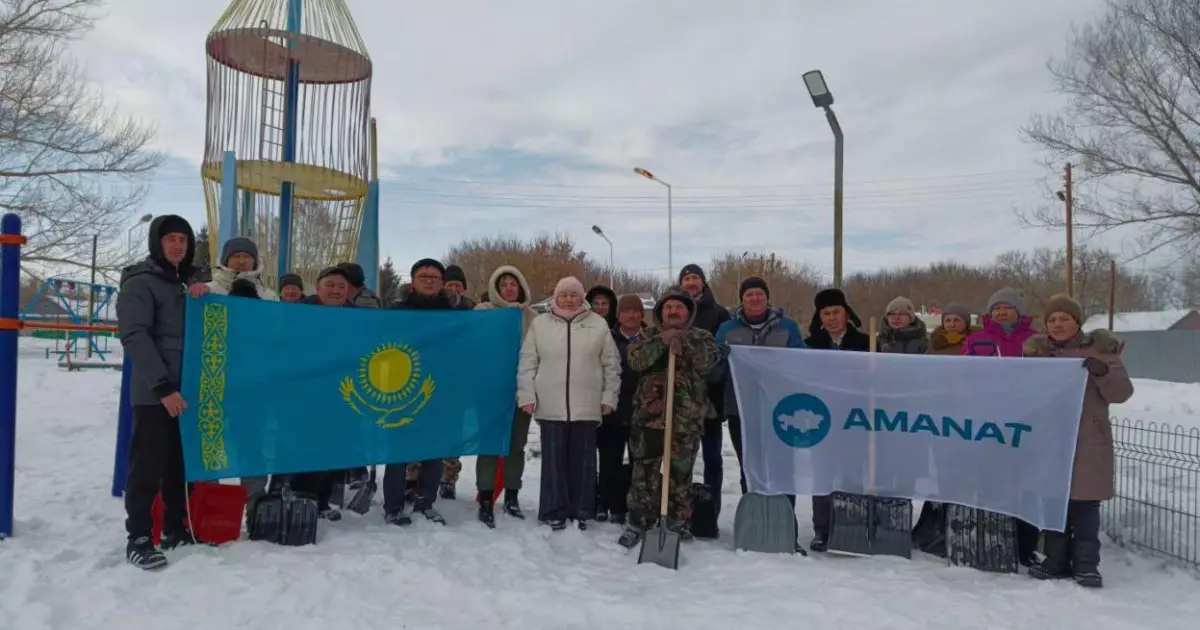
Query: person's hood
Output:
[[120, 214, 196, 286], [734, 305, 784, 326], [488, 265, 532, 308], [585, 285, 619, 328], [394, 283, 465, 307], [210, 264, 263, 289], [1023, 328, 1124, 357], [653, 286, 698, 329]]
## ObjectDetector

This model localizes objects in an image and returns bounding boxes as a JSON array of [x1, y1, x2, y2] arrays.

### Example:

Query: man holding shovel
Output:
[[618, 288, 721, 550]]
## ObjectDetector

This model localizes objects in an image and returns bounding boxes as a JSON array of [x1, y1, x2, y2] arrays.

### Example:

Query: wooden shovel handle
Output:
[[659, 352, 677, 519]]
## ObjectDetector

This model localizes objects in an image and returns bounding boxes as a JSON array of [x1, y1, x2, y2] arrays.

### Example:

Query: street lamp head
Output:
[[138, 213, 153, 224], [591, 225, 604, 235], [1055, 191, 1066, 201], [633, 167, 654, 180], [803, 69, 834, 109]]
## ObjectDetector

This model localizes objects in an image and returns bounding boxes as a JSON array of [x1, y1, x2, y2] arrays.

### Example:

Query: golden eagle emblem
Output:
[[340, 342, 435, 429]]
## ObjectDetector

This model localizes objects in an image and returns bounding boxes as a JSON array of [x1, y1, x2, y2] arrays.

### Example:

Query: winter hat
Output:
[[678, 263, 707, 285], [229, 278, 260, 299], [410, 258, 445, 278], [885, 296, 916, 316], [336, 262, 366, 288], [156, 215, 192, 239], [942, 302, 971, 325], [317, 266, 349, 283], [444, 264, 468, 289], [1044, 293, 1083, 326], [987, 287, 1027, 317], [554, 276, 586, 297], [740, 276, 770, 300], [279, 273, 304, 292], [812, 287, 862, 330], [220, 236, 258, 267], [653, 287, 696, 326], [618, 294, 645, 313]]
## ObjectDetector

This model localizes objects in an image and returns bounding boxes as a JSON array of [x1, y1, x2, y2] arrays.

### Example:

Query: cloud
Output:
[[75, 0, 1145, 283]]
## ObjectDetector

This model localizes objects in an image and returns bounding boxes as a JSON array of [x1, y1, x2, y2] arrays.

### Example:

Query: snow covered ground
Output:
[[2, 339, 1199, 630]]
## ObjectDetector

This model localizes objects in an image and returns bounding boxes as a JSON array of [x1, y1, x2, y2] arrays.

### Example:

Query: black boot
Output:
[[439, 481, 456, 500], [1069, 500, 1103, 588], [478, 497, 496, 529], [502, 489, 525, 519], [809, 531, 829, 553], [160, 529, 197, 551], [1028, 531, 1071, 580]]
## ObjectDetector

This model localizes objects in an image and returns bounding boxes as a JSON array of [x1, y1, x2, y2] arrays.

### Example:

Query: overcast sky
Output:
[[74, 0, 1127, 282]]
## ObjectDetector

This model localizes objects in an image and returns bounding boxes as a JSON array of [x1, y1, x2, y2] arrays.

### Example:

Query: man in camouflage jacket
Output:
[[618, 288, 721, 548]]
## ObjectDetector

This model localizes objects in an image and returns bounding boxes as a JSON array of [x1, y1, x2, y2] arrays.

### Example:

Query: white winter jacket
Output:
[[518, 309, 620, 422], [206, 266, 279, 301]]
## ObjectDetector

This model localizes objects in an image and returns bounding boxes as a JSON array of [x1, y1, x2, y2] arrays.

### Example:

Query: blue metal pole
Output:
[[241, 190, 254, 240], [277, 0, 303, 282], [0, 213, 24, 538], [356, 180, 379, 292], [218, 150, 239, 254], [111, 355, 133, 497]]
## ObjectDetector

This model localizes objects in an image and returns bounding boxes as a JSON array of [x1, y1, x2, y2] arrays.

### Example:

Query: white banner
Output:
[[728, 346, 1089, 531]]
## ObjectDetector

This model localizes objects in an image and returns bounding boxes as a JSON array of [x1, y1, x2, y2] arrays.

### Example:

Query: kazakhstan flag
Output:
[[178, 295, 522, 481]]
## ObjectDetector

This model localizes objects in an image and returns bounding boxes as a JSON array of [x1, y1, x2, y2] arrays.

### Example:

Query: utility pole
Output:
[[87, 234, 98, 359], [1065, 162, 1074, 297], [1108, 259, 1116, 331]]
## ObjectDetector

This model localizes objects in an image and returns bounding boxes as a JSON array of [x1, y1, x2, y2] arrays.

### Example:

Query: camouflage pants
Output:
[[626, 423, 701, 529], [442, 458, 462, 484]]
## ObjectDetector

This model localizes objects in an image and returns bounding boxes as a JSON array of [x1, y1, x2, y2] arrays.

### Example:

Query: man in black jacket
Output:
[[596, 294, 645, 524], [678, 264, 731, 507], [382, 258, 470, 527], [804, 287, 869, 551], [116, 215, 200, 571]]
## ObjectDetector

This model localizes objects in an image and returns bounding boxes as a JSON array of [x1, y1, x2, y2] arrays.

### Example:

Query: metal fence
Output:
[[1103, 418, 1200, 570]]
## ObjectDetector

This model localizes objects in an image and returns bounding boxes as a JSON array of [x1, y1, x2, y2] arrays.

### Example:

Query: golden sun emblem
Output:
[[339, 342, 435, 429]]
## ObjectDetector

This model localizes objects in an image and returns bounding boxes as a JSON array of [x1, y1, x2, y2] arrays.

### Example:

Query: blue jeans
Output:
[[383, 459, 443, 513], [701, 417, 724, 507]]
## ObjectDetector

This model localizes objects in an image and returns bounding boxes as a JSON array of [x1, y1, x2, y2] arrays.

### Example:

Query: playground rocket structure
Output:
[[201, 0, 380, 291]]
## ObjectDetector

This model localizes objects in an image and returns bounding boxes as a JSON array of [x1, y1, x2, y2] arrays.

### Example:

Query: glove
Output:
[[659, 328, 685, 355], [1082, 356, 1109, 377]]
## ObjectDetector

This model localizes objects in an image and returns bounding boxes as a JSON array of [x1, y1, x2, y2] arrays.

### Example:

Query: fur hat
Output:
[[1044, 293, 1084, 325], [987, 287, 1027, 317], [221, 237, 258, 267], [810, 287, 863, 334]]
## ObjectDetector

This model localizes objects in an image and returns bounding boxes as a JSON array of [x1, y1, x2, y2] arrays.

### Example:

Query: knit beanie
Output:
[[678, 263, 707, 285], [444, 264, 468, 289], [618, 294, 645, 313], [554, 276, 586, 297], [336, 262, 366, 288], [410, 258, 445, 278], [942, 302, 971, 325], [740, 276, 769, 299], [885, 296, 916, 316], [987, 287, 1027, 317], [221, 236, 259, 267], [157, 215, 192, 239], [1044, 293, 1083, 326], [279, 273, 304, 292]]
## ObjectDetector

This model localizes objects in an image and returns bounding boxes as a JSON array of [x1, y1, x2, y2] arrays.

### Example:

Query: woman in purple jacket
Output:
[[961, 288, 1035, 357], [959, 286, 1040, 564]]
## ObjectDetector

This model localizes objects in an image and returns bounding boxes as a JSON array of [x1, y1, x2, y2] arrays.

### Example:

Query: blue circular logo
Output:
[[772, 393, 832, 449]]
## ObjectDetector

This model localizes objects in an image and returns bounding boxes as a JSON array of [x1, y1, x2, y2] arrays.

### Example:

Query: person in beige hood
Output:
[[474, 265, 539, 527]]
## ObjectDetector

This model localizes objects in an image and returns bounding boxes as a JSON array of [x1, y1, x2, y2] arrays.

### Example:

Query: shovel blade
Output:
[[346, 481, 377, 515], [637, 525, 681, 570]]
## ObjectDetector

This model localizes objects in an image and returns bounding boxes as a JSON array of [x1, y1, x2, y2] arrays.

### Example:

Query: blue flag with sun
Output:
[[177, 294, 522, 481]]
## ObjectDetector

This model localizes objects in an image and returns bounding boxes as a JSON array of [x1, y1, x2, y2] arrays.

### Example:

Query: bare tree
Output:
[[0, 0, 163, 270], [1022, 0, 1200, 258]]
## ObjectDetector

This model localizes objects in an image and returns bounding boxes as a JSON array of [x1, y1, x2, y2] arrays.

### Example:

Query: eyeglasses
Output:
[[414, 274, 442, 282]]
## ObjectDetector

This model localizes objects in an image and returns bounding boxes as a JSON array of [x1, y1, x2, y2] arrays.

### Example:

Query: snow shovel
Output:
[[346, 467, 377, 515], [638, 351, 681, 570], [827, 317, 912, 559]]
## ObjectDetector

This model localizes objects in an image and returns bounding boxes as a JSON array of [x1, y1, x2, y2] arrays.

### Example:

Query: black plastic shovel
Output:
[[638, 352, 681, 570]]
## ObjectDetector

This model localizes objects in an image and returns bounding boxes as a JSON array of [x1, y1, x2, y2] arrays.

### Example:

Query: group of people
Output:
[[116, 214, 1131, 590]]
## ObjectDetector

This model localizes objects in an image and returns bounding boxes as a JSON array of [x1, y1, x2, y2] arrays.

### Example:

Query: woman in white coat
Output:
[[518, 276, 620, 530]]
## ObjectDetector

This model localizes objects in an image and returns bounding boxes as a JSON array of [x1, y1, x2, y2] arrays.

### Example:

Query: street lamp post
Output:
[[633, 167, 673, 275], [126, 213, 154, 256], [803, 69, 844, 288], [591, 225, 615, 290]]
